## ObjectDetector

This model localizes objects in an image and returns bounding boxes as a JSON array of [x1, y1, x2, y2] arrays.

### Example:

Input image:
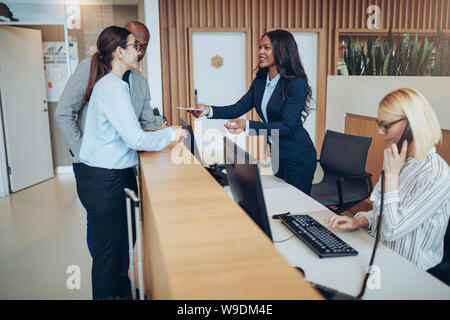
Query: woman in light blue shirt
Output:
[[76, 26, 187, 300]]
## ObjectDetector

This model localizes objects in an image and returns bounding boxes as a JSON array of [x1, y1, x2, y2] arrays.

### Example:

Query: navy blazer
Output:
[[211, 75, 316, 161]]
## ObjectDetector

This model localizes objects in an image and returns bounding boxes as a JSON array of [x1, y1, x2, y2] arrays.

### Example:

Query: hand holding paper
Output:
[[184, 105, 210, 118], [224, 118, 246, 135]]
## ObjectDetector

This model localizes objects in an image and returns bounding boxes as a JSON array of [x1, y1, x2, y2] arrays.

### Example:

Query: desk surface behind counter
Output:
[[138, 142, 322, 300]]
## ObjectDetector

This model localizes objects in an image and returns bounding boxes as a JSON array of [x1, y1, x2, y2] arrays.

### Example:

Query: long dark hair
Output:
[[255, 29, 313, 121], [83, 26, 131, 102]]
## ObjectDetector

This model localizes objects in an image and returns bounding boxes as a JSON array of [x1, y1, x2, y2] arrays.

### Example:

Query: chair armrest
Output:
[[337, 173, 372, 183], [335, 173, 373, 207]]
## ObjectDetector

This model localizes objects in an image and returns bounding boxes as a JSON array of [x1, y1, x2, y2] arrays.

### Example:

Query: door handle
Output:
[[42, 108, 48, 112]]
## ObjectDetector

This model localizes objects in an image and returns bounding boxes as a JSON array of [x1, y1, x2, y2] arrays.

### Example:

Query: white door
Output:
[[292, 33, 317, 145], [192, 32, 247, 165], [0, 26, 54, 192]]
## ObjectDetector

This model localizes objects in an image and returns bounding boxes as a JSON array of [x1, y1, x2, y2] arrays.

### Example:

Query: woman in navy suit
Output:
[[191, 29, 316, 195]]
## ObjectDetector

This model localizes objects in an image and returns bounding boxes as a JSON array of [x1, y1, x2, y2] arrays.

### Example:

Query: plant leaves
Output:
[[383, 49, 393, 76], [400, 34, 410, 75], [418, 37, 433, 75], [409, 33, 419, 75], [342, 27, 438, 77]]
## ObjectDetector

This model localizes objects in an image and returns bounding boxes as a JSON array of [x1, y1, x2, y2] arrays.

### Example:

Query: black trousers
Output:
[[76, 163, 137, 299], [274, 152, 317, 196], [427, 262, 450, 286]]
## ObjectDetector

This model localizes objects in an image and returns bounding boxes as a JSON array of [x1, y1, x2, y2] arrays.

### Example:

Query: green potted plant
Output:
[[152, 107, 163, 126], [342, 27, 443, 76], [328, 27, 450, 139], [432, 27, 450, 76]]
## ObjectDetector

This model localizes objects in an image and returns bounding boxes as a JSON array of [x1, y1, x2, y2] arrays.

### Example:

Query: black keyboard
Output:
[[205, 164, 229, 186], [279, 215, 358, 258]]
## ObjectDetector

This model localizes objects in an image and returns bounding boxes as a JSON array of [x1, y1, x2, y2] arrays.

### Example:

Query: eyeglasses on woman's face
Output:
[[376, 117, 407, 134], [125, 40, 142, 53]]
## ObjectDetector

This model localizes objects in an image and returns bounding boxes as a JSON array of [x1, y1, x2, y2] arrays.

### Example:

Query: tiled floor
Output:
[[0, 174, 92, 300]]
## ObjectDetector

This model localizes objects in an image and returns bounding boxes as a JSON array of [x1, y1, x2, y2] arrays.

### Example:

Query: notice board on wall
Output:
[[42, 41, 78, 102]]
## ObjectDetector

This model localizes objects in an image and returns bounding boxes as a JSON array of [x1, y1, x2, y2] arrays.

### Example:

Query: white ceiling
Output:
[[7, 0, 141, 5]]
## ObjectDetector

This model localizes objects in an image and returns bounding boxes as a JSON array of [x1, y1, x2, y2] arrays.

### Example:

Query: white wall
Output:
[[326, 76, 450, 133], [0, 103, 8, 196], [2, 1, 65, 25], [293, 32, 317, 145], [193, 32, 247, 106], [144, 0, 163, 115]]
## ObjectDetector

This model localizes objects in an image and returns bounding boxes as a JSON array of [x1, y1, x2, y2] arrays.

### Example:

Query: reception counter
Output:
[[137, 142, 322, 299]]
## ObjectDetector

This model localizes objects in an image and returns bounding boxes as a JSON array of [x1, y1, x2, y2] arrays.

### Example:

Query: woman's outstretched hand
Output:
[[224, 118, 246, 134], [188, 104, 210, 118], [171, 126, 188, 141]]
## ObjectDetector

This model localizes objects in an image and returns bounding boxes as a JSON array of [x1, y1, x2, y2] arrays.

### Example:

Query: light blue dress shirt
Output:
[[246, 73, 280, 141], [79, 72, 175, 169], [259, 72, 281, 123]]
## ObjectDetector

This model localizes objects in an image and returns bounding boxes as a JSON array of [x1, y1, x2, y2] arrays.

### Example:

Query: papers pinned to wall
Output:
[[68, 42, 79, 75], [42, 41, 79, 102]]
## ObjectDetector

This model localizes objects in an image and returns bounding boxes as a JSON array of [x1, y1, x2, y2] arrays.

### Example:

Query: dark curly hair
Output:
[[254, 29, 313, 121]]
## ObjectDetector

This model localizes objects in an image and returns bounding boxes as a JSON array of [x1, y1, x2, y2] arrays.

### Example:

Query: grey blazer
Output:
[[54, 57, 159, 163]]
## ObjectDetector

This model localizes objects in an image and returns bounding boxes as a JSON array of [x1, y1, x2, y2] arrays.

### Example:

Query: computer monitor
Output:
[[223, 137, 273, 240], [180, 117, 201, 163]]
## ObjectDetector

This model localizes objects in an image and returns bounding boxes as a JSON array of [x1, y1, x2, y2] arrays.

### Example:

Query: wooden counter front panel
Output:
[[138, 142, 322, 300]]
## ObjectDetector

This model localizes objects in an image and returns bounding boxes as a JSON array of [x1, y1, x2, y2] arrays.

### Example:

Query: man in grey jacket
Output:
[[55, 21, 157, 297]]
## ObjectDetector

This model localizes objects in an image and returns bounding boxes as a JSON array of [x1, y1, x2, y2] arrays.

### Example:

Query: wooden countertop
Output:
[[138, 142, 322, 299]]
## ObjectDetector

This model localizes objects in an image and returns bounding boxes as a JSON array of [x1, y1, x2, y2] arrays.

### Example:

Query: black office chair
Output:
[[428, 222, 450, 285], [311, 130, 373, 214]]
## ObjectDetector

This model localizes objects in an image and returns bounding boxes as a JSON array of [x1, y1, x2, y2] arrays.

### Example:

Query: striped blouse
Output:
[[355, 147, 450, 271]]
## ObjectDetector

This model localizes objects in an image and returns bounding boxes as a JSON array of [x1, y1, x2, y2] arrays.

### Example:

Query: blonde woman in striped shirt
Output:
[[326, 88, 449, 276]]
